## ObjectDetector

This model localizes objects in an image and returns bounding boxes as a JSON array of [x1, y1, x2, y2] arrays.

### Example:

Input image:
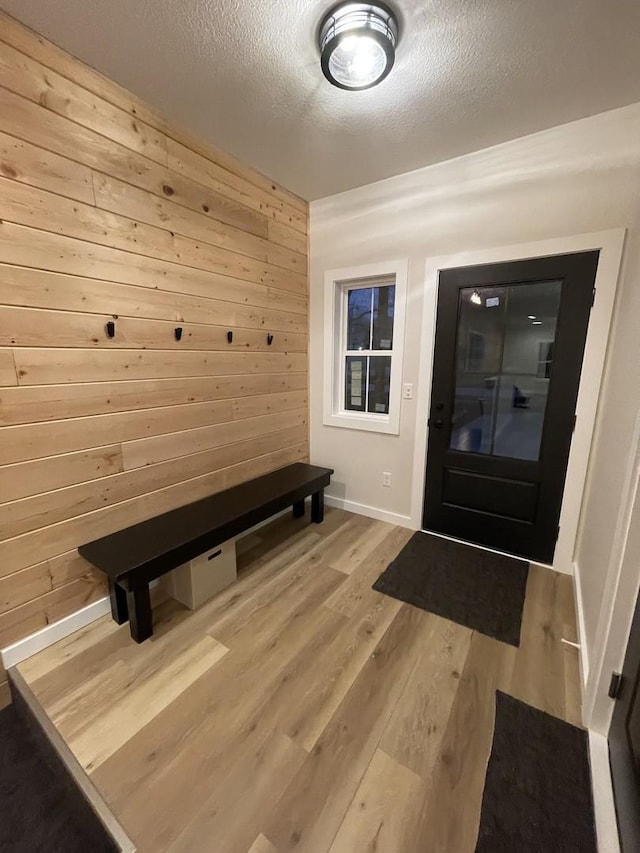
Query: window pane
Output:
[[367, 356, 392, 414], [347, 288, 372, 350], [372, 285, 395, 351], [449, 281, 562, 461], [345, 355, 367, 411]]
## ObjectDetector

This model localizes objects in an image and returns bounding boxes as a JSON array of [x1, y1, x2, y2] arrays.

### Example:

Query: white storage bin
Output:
[[163, 539, 237, 610]]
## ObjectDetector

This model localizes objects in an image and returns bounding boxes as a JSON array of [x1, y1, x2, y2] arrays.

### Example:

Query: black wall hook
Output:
[[267, 334, 273, 346], [174, 327, 183, 341], [105, 320, 115, 338], [227, 331, 233, 343]]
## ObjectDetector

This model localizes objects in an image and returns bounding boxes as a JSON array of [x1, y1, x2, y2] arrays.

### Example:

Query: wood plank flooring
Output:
[[17, 508, 583, 853]]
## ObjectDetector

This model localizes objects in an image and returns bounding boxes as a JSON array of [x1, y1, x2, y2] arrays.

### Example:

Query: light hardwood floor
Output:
[[17, 508, 582, 853]]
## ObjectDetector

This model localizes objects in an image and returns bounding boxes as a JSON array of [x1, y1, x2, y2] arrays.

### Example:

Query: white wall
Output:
[[309, 103, 640, 672]]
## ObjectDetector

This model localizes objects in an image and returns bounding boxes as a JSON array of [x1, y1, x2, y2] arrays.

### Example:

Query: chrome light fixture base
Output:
[[319, 2, 398, 91]]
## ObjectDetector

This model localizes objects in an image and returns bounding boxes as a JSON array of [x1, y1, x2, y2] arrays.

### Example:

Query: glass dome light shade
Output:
[[320, 2, 398, 91]]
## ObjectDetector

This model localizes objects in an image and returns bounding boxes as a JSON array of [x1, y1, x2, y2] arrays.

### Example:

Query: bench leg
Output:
[[311, 489, 324, 524], [109, 579, 128, 625], [292, 499, 305, 519], [126, 584, 153, 643]]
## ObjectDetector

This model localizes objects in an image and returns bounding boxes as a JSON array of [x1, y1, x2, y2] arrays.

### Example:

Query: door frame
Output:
[[409, 229, 625, 576]]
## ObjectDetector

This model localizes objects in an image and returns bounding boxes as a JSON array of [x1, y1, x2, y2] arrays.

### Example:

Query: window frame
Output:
[[536, 339, 555, 379], [323, 260, 408, 435]]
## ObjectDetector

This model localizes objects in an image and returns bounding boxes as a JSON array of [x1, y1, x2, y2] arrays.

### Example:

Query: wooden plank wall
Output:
[[0, 12, 309, 703]]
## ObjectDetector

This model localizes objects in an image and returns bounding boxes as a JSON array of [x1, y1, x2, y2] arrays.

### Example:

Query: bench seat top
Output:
[[78, 462, 332, 584]]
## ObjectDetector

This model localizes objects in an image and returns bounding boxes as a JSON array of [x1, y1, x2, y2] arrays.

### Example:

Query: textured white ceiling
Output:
[[2, 0, 640, 200]]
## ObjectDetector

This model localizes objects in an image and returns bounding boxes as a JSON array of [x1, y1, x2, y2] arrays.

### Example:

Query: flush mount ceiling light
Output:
[[319, 2, 398, 91]]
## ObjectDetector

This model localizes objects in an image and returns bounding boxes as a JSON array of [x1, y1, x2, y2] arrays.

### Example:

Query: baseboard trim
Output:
[[573, 560, 590, 689], [1, 596, 111, 669], [0, 510, 297, 671], [8, 666, 136, 852], [588, 729, 621, 853], [324, 495, 413, 528]]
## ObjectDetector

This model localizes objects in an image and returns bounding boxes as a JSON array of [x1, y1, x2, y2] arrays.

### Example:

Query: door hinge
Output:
[[591, 287, 596, 307], [572, 413, 577, 434], [556, 525, 560, 542], [608, 671, 623, 699]]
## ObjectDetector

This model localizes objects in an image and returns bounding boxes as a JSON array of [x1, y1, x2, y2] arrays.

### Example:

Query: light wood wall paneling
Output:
[[0, 39, 168, 164], [122, 406, 307, 469], [12, 349, 307, 386], [0, 221, 307, 311], [0, 406, 305, 503], [0, 561, 52, 614], [0, 106, 267, 238], [0, 12, 308, 659], [0, 391, 305, 465], [232, 392, 309, 420], [0, 424, 307, 540], [0, 129, 95, 203], [166, 139, 307, 234], [46, 550, 98, 589], [0, 84, 305, 240], [0, 445, 124, 504], [0, 85, 163, 203], [0, 399, 234, 465], [0, 372, 308, 426], [0, 173, 305, 278], [0, 445, 307, 578], [0, 11, 308, 218], [142, 168, 273, 242], [0, 306, 307, 352], [267, 220, 307, 257], [0, 575, 107, 649], [0, 182, 307, 290], [0, 38, 307, 231], [0, 266, 307, 333], [0, 349, 17, 385], [92, 174, 306, 275]]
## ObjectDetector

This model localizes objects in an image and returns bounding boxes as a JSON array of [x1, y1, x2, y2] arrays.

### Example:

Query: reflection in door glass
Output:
[[449, 281, 562, 461]]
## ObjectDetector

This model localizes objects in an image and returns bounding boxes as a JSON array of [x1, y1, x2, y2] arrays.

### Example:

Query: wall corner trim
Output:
[[588, 729, 621, 853], [573, 559, 590, 690]]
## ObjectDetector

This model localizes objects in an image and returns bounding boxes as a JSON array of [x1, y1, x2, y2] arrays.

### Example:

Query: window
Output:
[[537, 340, 554, 379], [465, 330, 486, 373], [323, 260, 407, 434], [344, 282, 394, 414]]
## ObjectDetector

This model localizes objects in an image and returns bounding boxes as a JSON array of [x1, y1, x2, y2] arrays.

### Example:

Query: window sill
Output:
[[323, 410, 400, 435]]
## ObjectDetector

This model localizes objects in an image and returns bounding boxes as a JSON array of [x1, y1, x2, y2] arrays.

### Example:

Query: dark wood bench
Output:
[[78, 462, 333, 643]]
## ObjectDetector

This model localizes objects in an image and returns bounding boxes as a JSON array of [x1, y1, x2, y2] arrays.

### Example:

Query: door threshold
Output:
[[420, 528, 553, 570]]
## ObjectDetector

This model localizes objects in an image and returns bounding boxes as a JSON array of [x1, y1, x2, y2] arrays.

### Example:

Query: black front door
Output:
[[610, 588, 640, 851], [423, 251, 599, 563]]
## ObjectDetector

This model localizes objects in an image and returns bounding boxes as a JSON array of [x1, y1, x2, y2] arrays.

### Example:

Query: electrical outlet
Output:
[[382, 472, 392, 487], [403, 383, 413, 400]]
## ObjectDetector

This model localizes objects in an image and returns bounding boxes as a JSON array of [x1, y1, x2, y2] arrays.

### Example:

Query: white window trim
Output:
[[323, 259, 408, 435]]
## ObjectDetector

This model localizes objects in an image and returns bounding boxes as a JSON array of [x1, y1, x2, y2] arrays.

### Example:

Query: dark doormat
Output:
[[0, 699, 117, 852], [372, 532, 528, 646], [475, 691, 597, 853]]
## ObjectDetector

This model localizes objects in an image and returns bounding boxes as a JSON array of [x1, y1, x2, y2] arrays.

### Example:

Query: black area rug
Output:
[[0, 695, 117, 852], [372, 532, 528, 645], [475, 691, 597, 853]]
